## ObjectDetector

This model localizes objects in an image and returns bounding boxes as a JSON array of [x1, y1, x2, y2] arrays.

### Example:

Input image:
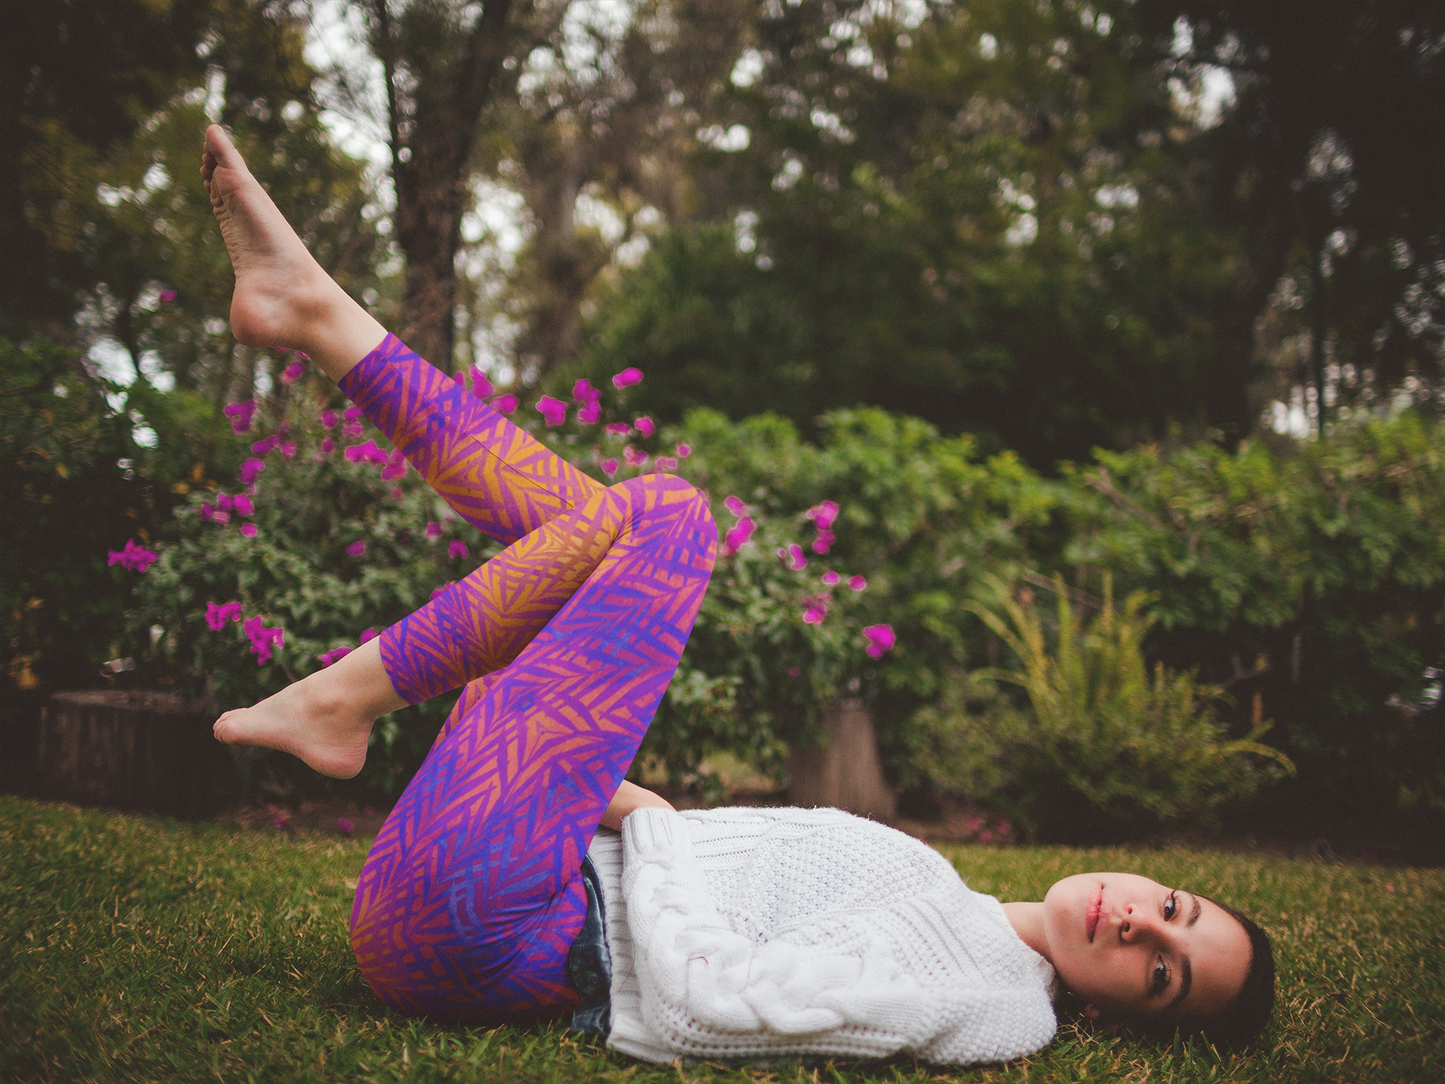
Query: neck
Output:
[[1002, 902, 1052, 964]]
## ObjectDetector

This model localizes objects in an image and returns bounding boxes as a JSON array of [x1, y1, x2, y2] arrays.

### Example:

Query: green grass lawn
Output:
[[1, 795, 1441, 1084]]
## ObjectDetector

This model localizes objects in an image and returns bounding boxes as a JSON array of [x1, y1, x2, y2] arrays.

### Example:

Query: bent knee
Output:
[[613, 473, 715, 535]]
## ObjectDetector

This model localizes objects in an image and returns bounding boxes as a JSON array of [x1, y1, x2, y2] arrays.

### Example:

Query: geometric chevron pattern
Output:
[[340, 336, 717, 1024]]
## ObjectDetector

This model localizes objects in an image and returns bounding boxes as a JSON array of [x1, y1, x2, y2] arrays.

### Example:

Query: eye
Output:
[[1152, 956, 1171, 994], [1164, 891, 1179, 920]]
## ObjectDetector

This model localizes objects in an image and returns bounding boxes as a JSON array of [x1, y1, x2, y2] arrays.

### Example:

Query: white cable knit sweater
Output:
[[586, 806, 1057, 1065]]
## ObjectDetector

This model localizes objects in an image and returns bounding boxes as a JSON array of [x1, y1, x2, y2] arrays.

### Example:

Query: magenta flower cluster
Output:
[[200, 489, 260, 537], [804, 500, 839, 554], [574, 379, 601, 424], [205, 600, 285, 665], [720, 495, 893, 659], [108, 538, 159, 573], [223, 399, 257, 434]]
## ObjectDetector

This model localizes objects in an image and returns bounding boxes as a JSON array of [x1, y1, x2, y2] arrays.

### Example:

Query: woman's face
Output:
[[1041, 872, 1251, 1023]]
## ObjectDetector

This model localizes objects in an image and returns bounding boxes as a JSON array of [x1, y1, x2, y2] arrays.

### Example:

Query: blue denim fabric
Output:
[[567, 856, 612, 1037]]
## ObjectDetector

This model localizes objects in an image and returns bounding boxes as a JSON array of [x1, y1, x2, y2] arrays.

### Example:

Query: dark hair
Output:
[[1192, 897, 1275, 1051]]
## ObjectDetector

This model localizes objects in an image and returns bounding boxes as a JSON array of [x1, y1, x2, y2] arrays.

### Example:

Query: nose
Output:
[[1118, 903, 1165, 944]]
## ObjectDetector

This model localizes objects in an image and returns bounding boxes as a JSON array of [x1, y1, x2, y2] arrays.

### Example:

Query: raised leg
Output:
[[351, 474, 716, 1023]]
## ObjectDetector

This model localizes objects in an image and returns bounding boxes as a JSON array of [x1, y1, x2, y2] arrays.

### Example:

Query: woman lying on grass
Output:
[[200, 124, 1274, 1064]]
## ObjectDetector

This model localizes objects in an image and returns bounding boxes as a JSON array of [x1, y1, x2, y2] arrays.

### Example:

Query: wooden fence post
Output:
[[787, 698, 896, 819], [37, 690, 234, 819]]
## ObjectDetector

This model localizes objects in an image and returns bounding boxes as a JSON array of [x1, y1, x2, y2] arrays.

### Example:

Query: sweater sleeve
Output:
[[620, 808, 924, 1039]]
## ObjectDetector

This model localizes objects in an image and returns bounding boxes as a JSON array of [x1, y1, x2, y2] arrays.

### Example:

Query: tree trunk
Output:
[[787, 698, 896, 819], [37, 690, 235, 819], [375, 0, 521, 370]]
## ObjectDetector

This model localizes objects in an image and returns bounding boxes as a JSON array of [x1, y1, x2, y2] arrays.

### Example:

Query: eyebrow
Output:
[[1168, 955, 1193, 1010], [1187, 892, 1201, 927]]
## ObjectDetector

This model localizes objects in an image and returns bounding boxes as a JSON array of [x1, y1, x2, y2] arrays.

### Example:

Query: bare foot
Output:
[[199, 125, 385, 379], [200, 125, 330, 352], [213, 638, 407, 779]]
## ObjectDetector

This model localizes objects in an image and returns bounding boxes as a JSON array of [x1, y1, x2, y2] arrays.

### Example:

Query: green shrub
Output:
[[1060, 414, 1445, 828], [913, 575, 1293, 841]]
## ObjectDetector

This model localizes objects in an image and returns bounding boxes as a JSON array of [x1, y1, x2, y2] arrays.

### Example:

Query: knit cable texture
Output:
[[589, 807, 1057, 1065]]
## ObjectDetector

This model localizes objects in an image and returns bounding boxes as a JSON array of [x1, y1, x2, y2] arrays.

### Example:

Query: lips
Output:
[[1086, 885, 1103, 942]]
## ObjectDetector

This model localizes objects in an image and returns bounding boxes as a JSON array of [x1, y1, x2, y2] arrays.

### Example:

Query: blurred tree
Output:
[[341, 0, 540, 370], [1, 0, 211, 342], [485, 0, 752, 380], [569, 0, 1248, 466], [1138, 1, 1445, 434]]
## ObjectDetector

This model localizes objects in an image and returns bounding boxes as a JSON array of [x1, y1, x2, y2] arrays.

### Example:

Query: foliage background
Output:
[[2, 0, 1442, 842]]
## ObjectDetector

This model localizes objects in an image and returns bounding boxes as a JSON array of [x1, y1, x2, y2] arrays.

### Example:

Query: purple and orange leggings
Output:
[[340, 335, 716, 1023]]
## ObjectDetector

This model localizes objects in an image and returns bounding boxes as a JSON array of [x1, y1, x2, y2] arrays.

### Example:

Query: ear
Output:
[[1083, 1004, 1121, 1033]]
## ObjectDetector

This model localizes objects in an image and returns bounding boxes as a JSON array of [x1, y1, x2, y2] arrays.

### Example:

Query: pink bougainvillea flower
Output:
[[277, 420, 292, 439], [536, 395, 568, 426], [199, 502, 214, 522], [232, 493, 254, 516], [604, 422, 632, 436], [279, 440, 297, 459], [242, 616, 285, 665], [722, 516, 755, 556], [320, 437, 336, 454], [346, 540, 366, 558], [724, 496, 747, 516], [223, 399, 257, 434], [239, 522, 257, 538], [862, 624, 896, 659], [158, 288, 177, 302], [380, 448, 407, 480], [612, 367, 643, 389], [655, 455, 678, 471], [343, 420, 363, 438], [573, 378, 600, 404], [215, 492, 234, 512], [599, 457, 619, 478], [428, 582, 455, 601], [337, 817, 354, 835], [425, 521, 443, 539], [107, 538, 159, 573], [238, 458, 266, 485], [811, 529, 835, 555], [802, 595, 830, 625], [577, 401, 601, 424], [492, 393, 518, 415], [849, 574, 868, 592], [321, 409, 338, 429], [623, 444, 649, 468], [345, 439, 389, 466], [805, 500, 840, 530], [821, 570, 840, 586], [778, 543, 808, 571], [211, 509, 231, 525], [634, 415, 655, 437], [675, 443, 691, 458], [359, 628, 378, 644], [317, 645, 352, 667], [281, 361, 305, 384], [470, 368, 494, 399], [448, 540, 468, 559], [205, 600, 243, 631], [344, 405, 363, 421]]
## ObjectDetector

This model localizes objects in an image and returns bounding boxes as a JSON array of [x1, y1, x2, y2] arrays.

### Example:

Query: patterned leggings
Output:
[[341, 335, 716, 1024]]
